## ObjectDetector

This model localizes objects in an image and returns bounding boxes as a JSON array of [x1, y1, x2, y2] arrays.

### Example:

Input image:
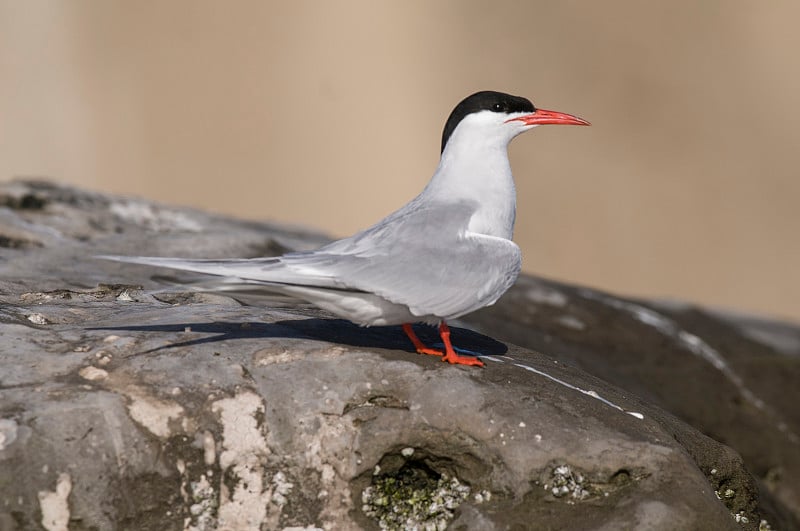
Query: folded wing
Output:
[[99, 201, 521, 320]]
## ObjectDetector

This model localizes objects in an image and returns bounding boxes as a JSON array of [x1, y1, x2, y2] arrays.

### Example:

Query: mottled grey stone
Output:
[[0, 180, 797, 530]]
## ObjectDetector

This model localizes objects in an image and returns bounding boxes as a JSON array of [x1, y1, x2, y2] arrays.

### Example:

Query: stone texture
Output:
[[464, 277, 800, 526], [0, 180, 797, 530]]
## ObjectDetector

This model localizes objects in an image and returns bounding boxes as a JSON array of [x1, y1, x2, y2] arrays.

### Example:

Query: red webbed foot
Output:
[[402, 322, 484, 367]]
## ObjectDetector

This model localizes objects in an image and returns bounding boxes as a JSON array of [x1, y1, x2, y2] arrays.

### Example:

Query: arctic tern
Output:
[[100, 91, 589, 367]]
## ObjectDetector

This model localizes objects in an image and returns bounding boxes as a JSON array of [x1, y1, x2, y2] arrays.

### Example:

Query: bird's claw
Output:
[[442, 352, 484, 367], [416, 347, 483, 367], [405, 323, 483, 367], [415, 347, 444, 357]]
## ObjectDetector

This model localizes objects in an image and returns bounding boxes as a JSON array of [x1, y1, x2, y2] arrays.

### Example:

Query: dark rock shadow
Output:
[[88, 318, 509, 356]]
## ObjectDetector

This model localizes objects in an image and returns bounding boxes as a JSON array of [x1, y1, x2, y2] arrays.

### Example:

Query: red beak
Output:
[[506, 108, 590, 127]]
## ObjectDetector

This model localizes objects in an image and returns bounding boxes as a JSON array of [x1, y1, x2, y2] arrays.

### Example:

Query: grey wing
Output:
[[95, 202, 441, 286], [279, 201, 522, 319], [96, 254, 343, 288], [98, 201, 521, 319]]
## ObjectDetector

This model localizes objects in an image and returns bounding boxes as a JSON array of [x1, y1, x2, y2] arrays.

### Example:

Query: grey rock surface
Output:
[[0, 180, 797, 530], [465, 277, 800, 527]]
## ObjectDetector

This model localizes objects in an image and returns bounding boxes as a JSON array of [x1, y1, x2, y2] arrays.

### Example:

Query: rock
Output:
[[0, 179, 797, 530], [464, 276, 800, 527]]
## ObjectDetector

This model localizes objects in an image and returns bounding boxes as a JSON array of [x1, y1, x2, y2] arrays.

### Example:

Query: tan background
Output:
[[2, 2, 799, 322]]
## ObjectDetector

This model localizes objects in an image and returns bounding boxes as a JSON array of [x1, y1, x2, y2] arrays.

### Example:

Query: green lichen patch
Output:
[[361, 462, 471, 530]]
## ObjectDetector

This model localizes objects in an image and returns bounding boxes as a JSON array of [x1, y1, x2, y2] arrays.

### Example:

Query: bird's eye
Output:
[[492, 102, 506, 112]]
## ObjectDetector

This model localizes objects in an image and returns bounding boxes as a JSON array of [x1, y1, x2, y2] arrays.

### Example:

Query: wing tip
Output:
[[94, 254, 166, 266]]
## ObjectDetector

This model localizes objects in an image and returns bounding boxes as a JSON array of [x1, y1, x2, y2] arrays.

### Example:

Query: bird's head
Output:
[[440, 91, 590, 154]]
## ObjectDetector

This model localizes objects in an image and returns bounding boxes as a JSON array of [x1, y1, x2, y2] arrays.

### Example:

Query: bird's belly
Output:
[[277, 285, 439, 327]]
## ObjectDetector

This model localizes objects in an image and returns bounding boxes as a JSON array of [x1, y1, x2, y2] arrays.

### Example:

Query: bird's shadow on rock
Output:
[[89, 318, 508, 357]]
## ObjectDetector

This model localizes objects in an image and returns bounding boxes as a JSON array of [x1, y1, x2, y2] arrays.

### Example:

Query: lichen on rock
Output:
[[362, 461, 471, 530]]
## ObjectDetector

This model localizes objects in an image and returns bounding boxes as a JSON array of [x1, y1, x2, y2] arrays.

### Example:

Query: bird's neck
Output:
[[422, 140, 517, 239]]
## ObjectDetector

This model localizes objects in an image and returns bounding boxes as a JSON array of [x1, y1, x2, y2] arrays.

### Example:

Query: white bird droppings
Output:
[[78, 366, 108, 381], [202, 430, 216, 466], [526, 286, 568, 307], [211, 391, 272, 529], [27, 313, 48, 325], [127, 393, 184, 438], [513, 363, 644, 420], [38, 473, 71, 531], [0, 419, 18, 451], [556, 315, 586, 330]]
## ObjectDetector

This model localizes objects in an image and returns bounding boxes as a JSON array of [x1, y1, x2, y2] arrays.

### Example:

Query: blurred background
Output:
[[1, 1, 798, 322]]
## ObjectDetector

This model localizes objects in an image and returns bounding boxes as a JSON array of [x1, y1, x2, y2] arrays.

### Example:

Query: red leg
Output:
[[438, 322, 484, 367], [402, 323, 443, 356], [402, 323, 484, 367]]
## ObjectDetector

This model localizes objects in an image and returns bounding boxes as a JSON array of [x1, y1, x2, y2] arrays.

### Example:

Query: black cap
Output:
[[441, 91, 535, 153]]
